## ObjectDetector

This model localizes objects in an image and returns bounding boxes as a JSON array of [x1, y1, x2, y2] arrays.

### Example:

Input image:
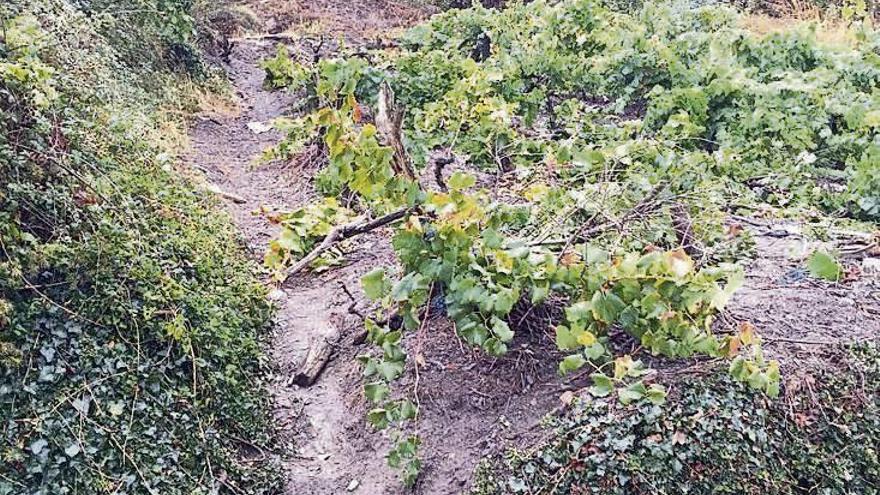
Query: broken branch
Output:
[[283, 207, 412, 282], [376, 82, 416, 180]]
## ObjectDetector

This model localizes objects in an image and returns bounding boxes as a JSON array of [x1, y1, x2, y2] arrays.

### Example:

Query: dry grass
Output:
[[741, 13, 859, 47], [193, 87, 240, 119]]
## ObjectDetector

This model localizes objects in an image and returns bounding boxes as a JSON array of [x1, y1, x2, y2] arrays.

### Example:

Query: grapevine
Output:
[[261, 0, 880, 485]]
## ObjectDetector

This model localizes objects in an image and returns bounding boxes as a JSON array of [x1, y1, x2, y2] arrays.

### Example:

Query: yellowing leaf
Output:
[[614, 355, 634, 380], [577, 330, 597, 346], [665, 249, 694, 278], [739, 321, 756, 346]]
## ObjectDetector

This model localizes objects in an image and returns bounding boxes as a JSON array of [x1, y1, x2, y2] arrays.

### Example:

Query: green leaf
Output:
[[491, 316, 514, 342], [448, 171, 476, 191], [391, 273, 426, 302], [591, 291, 625, 324], [646, 384, 667, 405], [589, 373, 614, 397], [555, 325, 579, 350], [361, 268, 391, 301], [364, 382, 390, 403], [494, 288, 517, 314], [584, 342, 606, 360], [377, 360, 405, 381], [482, 228, 504, 249], [484, 337, 508, 356], [618, 381, 648, 405], [558, 354, 586, 375], [807, 251, 842, 282], [565, 301, 593, 323], [398, 400, 418, 420], [367, 408, 391, 429]]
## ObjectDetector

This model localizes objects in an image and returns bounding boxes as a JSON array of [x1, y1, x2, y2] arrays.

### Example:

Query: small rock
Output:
[[247, 121, 273, 135], [559, 390, 575, 406], [268, 288, 287, 301], [346, 479, 360, 491]]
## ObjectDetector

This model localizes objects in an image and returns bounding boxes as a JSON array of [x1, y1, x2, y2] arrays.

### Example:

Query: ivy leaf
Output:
[[71, 396, 90, 416], [30, 438, 48, 455], [361, 268, 391, 301], [364, 382, 390, 403], [558, 354, 586, 375], [64, 443, 81, 458], [108, 401, 125, 417], [807, 251, 842, 281]]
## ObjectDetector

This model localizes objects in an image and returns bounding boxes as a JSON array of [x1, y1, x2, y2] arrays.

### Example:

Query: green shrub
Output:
[[1, 2, 280, 493]]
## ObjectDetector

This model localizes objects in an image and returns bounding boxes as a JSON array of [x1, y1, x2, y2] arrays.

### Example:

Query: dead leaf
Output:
[[726, 223, 744, 239], [738, 321, 756, 346], [671, 431, 687, 445], [559, 390, 575, 406]]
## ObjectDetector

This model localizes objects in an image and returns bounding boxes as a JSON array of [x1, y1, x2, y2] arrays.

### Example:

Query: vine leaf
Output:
[[362, 268, 391, 301], [559, 354, 586, 374], [807, 250, 842, 281]]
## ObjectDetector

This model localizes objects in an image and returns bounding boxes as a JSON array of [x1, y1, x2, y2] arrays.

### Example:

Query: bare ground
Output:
[[185, 3, 880, 494]]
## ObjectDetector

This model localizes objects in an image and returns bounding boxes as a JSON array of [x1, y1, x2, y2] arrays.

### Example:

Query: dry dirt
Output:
[[184, 2, 880, 494]]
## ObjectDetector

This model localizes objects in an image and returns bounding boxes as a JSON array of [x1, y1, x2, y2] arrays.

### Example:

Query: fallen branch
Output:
[[671, 201, 704, 260], [294, 322, 341, 386], [530, 185, 666, 247], [283, 207, 412, 282], [204, 183, 247, 204]]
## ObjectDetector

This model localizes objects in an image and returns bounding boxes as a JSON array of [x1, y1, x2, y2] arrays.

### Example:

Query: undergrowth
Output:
[[472, 344, 880, 494], [1, 1, 280, 493]]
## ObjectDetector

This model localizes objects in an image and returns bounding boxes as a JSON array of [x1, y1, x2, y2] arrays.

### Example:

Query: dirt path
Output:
[[185, 36, 404, 493]]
